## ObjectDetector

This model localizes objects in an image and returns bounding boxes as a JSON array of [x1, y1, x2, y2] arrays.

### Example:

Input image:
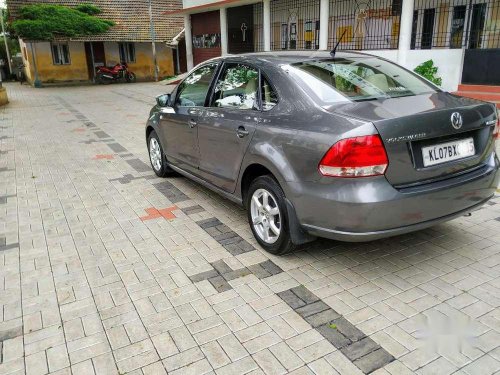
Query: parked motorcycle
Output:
[[95, 63, 136, 84]]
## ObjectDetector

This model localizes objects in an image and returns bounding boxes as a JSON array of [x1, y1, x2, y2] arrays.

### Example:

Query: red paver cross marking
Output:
[[140, 206, 178, 221], [72, 128, 85, 132], [92, 154, 114, 160]]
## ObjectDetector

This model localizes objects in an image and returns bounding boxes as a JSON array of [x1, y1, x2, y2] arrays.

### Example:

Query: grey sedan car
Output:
[[146, 51, 500, 255]]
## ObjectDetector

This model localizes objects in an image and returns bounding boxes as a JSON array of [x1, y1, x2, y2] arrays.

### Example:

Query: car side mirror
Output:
[[156, 93, 171, 107]]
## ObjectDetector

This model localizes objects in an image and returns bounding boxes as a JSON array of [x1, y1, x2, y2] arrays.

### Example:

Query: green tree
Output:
[[10, 4, 114, 40]]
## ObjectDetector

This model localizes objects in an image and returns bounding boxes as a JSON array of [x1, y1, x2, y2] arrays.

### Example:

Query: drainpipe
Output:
[[148, 0, 159, 81], [30, 42, 42, 88]]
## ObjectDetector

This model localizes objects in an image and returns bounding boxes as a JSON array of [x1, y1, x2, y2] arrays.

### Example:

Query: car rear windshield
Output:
[[287, 57, 438, 104]]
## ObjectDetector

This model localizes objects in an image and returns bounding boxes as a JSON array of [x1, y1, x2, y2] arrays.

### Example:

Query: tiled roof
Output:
[[7, 0, 184, 43]]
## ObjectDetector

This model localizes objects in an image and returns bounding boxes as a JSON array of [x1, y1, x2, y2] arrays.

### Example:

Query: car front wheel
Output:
[[148, 130, 174, 177], [246, 175, 296, 255]]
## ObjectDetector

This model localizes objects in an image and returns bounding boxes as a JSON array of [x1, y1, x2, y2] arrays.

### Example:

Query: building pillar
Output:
[[184, 14, 194, 70], [263, 0, 271, 51], [220, 8, 228, 55], [397, 0, 415, 67], [319, 0, 329, 50]]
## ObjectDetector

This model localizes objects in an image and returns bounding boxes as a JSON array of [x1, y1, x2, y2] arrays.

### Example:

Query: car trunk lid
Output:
[[326, 92, 497, 186]]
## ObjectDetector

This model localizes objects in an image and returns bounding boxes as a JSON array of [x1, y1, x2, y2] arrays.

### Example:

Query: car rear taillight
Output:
[[319, 135, 388, 178]]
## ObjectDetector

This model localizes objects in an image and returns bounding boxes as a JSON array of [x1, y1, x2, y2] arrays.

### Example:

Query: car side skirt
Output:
[[167, 163, 243, 206]]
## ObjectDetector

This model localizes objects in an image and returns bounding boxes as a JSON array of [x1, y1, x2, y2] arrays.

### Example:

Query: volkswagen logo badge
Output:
[[451, 112, 463, 130]]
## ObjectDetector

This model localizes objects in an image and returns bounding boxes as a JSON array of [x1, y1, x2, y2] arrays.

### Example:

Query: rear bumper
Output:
[[288, 152, 500, 242]]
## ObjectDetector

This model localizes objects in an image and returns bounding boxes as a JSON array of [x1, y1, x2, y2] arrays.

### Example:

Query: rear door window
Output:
[[211, 63, 259, 110], [261, 76, 278, 111]]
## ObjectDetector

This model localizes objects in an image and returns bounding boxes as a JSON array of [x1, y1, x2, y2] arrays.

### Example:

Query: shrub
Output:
[[414, 60, 442, 86], [11, 4, 114, 40], [75, 4, 102, 16]]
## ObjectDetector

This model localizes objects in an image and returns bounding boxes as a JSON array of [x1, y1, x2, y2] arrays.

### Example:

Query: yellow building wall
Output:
[[21, 41, 89, 84], [20, 40, 175, 85], [104, 42, 175, 80], [19, 39, 33, 82]]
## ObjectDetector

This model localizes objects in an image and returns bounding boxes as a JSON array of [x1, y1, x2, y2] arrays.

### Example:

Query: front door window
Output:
[[176, 64, 217, 107]]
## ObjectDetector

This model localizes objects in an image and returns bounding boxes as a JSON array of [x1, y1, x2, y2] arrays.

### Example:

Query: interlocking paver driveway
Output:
[[0, 82, 499, 375]]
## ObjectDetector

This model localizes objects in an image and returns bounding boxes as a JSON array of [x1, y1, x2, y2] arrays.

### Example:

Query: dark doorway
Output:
[[462, 48, 500, 85], [84, 42, 105, 81], [468, 3, 486, 49], [178, 38, 187, 73], [228, 5, 254, 54], [421, 9, 435, 49]]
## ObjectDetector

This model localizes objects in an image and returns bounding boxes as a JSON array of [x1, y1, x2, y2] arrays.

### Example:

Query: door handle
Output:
[[188, 119, 197, 128], [236, 126, 249, 138]]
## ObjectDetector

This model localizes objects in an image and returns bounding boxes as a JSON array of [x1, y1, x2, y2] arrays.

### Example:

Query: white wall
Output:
[[365, 49, 465, 92], [183, 0, 225, 9]]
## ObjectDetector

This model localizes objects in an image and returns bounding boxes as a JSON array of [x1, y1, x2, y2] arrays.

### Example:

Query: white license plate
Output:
[[422, 138, 475, 167]]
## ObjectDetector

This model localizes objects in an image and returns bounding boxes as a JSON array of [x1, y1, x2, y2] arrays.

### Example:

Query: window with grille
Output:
[[51, 43, 70, 65], [118, 43, 136, 63]]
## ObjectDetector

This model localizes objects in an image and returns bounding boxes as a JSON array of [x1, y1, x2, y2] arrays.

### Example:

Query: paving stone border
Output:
[[153, 181, 190, 204], [197, 217, 256, 256], [189, 258, 284, 293], [278, 286, 394, 374]]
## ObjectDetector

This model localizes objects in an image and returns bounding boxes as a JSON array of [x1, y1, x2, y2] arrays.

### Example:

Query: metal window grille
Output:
[[411, 0, 500, 50], [270, 0, 321, 50], [254, 3, 265, 52], [328, 0, 401, 51]]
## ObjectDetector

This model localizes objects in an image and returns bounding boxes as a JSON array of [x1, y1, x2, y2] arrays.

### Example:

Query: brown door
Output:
[[84, 42, 106, 80]]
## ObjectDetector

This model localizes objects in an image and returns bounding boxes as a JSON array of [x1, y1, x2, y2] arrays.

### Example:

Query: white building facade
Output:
[[170, 0, 500, 91]]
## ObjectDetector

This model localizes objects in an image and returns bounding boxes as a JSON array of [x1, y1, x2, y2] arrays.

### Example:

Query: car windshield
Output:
[[286, 57, 438, 104]]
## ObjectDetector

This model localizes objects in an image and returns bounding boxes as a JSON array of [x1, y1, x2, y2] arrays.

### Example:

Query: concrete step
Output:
[[453, 91, 500, 108], [458, 84, 500, 94]]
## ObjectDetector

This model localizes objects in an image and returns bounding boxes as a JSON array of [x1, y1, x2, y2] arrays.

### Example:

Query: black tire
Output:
[[147, 130, 174, 177], [126, 72, 136, 83], [246, 175, 296, 255], [95, 72, 104, 84]]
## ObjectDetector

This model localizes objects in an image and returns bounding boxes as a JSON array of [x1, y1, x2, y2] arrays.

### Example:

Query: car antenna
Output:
[[330, 29, 347, 58]]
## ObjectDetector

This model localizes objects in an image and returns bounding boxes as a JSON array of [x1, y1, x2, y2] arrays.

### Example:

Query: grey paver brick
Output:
[[353, 348, 395, 374], [295, 301, 330, 318], [277, 290, 306, 309], [304, 309, 341, 328], [291, 286, 320, 304], [316, 323, 351, 349], [340, 336, 380, 361]]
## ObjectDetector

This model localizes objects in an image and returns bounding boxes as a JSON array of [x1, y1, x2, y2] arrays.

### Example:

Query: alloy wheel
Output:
[[250, 188, 281, 244], [149, 138, 162, 171]]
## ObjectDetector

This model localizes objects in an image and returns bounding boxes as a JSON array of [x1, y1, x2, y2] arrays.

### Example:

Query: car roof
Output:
[[206, 50, 377, 66]]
